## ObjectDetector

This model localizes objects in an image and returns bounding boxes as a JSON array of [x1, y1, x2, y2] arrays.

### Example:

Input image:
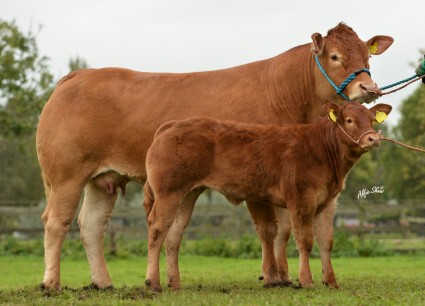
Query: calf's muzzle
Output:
[[359, 131, 381, 150]]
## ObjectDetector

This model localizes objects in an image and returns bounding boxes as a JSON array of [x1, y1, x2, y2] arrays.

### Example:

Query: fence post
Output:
[[109, 224, 117, 255], [357, 199, 367, 241], [399, 208, 410, 239]]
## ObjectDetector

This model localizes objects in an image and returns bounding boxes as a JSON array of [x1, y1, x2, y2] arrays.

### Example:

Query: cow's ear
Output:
[[311, 33, 324, 55], [323, 103, 340, 123], [366, 35, 394, 55], [369, 103, 392, 123]]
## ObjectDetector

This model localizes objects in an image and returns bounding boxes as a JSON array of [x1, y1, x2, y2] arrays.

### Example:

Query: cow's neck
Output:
[[266, 44, 320, 124]]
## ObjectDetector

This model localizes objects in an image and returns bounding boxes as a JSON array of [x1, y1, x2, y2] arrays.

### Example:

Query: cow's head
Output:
[[312, 23, 393, 104], [324, 101, 392, 153]]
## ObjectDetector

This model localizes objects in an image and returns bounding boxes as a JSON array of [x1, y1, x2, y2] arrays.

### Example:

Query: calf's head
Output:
[[325, 101, 392, 153], [312, 23, 393, 103]]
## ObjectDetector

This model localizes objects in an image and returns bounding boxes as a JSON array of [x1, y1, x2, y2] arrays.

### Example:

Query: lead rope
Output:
[[378, 55, 425, 96], [378, 75, 424, 96], [380, 136, 425, 153], [337, 123, 425, 153]]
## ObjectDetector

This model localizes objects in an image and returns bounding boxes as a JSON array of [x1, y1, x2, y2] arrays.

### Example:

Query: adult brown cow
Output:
[[143, 102, 392, 291], [36, 23, 393, 290]]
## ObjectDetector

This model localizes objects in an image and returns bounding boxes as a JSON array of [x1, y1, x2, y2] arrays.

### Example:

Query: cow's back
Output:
[[37, 63, 275, 181]]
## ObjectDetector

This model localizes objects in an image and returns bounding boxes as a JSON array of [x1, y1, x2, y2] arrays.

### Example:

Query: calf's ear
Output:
[[311, 33, 324, 55], [366, 36, 394, 55], [369, 103, 392, 123], [323, 103, 340, 123]]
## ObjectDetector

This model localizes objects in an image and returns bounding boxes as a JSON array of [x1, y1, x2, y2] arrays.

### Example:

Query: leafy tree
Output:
[[0, 20, 53, 136], [343, 51, 425, 202], [68, 55, 89, 72], [383, 80, 425, 199], [0, 20, 54, 203]]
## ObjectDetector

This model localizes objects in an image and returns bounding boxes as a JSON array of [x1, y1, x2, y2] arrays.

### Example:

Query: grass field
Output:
[[0, 255, 424, 305]]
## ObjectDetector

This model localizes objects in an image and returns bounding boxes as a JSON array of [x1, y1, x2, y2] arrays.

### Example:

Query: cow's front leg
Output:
[[314, 198, 338, 288], [246, 201, 281, 287], [288, 202, 314, 288]]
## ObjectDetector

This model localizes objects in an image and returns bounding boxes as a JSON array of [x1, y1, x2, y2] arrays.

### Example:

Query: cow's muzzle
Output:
[[315, 55, 371, 102]]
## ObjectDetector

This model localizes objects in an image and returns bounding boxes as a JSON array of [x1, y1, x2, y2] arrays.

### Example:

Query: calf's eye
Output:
[[346, 118, 353, 124], [331, 54, 339, 61]]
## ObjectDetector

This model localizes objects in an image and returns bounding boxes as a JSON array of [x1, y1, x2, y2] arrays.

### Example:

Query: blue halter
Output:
[[314, 55, 371, 101]]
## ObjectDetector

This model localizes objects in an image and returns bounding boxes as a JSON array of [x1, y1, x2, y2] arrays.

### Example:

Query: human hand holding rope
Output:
[[415, 55, 425, 84]]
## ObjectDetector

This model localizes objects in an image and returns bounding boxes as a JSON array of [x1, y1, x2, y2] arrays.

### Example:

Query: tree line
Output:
[[0, 19, 424, 205]]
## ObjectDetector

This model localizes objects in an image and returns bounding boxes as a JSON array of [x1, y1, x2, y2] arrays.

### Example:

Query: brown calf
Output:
[[144, 102, 392, 291], [36, 23, 393, 289]]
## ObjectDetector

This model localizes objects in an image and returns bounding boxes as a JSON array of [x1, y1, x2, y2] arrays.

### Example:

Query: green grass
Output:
[[0, 255, 424, 305]]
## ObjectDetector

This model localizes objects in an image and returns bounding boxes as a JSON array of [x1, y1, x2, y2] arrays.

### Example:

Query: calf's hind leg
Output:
[[166, 188, 204, 290], [78, 179, 119, 289], [146, 192, 182, 292]]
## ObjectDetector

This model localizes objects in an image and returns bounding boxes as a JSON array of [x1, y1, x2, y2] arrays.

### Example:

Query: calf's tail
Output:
[[153, 120, 178, 138], [143, 180, 155, 217]]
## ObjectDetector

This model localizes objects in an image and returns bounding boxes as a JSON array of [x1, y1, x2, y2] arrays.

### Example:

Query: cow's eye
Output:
[[346, 118, 353, 124], [330, 54, 339, 61]]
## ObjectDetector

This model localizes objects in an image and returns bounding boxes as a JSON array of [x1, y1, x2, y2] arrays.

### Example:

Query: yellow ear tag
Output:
[[375, 111, 387, 123], [329, 109, 337, 122], [369, 42, 378, 55]]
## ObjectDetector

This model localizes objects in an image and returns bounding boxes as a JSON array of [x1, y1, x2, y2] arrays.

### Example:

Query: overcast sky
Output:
[[2, 0, 424, 126]]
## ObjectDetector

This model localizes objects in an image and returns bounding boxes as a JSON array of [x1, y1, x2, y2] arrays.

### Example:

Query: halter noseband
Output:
[[315, 55, 371, 101], [335, 122, 381, 146]]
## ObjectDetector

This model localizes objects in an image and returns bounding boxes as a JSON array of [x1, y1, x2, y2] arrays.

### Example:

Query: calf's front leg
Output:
[[246, 201, 281, 287], [274, 207, 292, 285], [288, 203, 315, 288], [314, 199, 338, 288]]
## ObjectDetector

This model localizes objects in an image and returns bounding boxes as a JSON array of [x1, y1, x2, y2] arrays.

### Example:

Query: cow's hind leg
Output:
[[41, 181, 84, 290], [246, 201, 281, 287], [77, 179, 119, 289], [274, 207, 292, 285], [314, 199, 338, 288], [166, 187, 204, 290], [146, 192, 181, 292]]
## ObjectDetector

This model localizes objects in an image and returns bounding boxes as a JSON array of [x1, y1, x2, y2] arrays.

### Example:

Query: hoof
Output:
[[258, 275, 264, 281], [145, 279, 162, 293], [263, 282, 282, 288], [279, 280, 294, 287], [83, 282, 114, 290], [300, 282, 314, 289], [323, 281, 339, 289], [167, 283, 181, 291], [294, 279, 314, 289], [39, 281, 61, 291], [290, 283, 303, 289]]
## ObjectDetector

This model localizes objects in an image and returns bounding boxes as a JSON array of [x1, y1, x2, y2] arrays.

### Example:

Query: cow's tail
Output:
[[143, 179, 155, 218]]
